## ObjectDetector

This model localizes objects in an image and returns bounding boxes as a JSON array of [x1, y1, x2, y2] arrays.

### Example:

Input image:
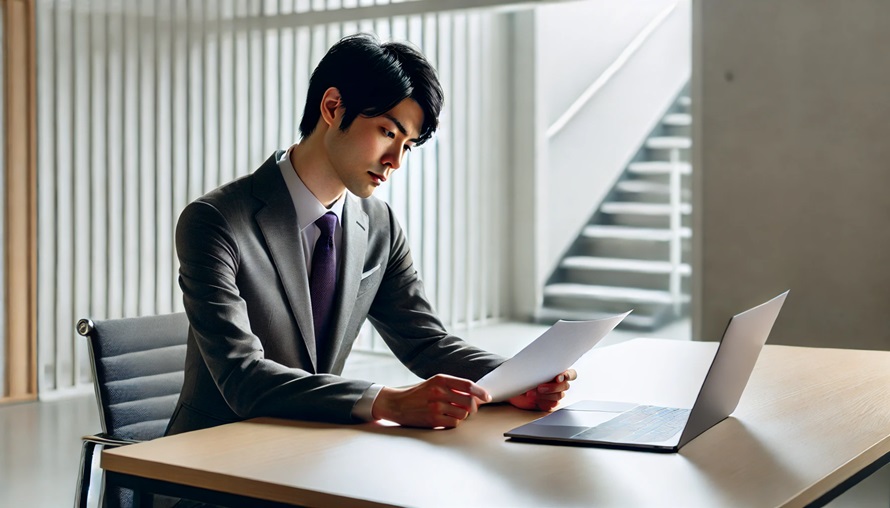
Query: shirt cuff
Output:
[[352, 383, 384, 421]]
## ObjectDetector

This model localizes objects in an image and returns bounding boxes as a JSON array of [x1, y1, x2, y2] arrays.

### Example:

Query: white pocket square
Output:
[[360, 264, 381, 280]]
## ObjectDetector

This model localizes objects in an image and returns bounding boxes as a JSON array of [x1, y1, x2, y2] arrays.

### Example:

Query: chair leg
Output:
[[74, 440, 96, 508]]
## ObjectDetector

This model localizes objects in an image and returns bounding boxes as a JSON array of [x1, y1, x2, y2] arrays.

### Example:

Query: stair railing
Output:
[[669, 147, 683, 315], [546, 0, 680, 138]]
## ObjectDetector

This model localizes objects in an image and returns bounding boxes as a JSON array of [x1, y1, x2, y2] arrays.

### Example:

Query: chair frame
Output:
[[73, 314, 189, 508]]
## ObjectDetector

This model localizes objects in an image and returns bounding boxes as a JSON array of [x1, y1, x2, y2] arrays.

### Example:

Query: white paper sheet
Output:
[[477, 311, 631, 402]]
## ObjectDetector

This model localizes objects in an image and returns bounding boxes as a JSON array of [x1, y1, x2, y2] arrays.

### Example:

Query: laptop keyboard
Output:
[[573, 405, 691, 443]]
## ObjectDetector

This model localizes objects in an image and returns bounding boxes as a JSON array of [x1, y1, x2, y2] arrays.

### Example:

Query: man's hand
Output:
[[371, 374, 492, 428], [507, 369, 577, 412]]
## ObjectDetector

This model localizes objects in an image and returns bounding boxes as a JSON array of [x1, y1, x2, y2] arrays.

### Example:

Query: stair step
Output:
[[616, 180, 672, 195], [615, 181, 692, 204], [663, 113, 691, 126], [615, 180, 692, 194], [544, 284, 688, 305], [646, 136, 692, 150], [601, 202, 692, 216], [582, 225, 692, 242], [562, 256, 691, 275], [537, 307, 658, 329], [678, 96, 692, 107], [627, 161, 692, 175]]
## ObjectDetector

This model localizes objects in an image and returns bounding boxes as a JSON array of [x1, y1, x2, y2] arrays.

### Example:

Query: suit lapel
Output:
[[252, 153, 319, 372], [320, 194, 369, 372]]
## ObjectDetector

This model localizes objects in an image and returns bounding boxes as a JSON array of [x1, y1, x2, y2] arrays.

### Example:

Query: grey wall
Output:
[[693, 0, 890, 349]]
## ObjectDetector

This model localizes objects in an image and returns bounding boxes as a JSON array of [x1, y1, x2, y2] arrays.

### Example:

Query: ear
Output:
[[320, 87, 343, 128]]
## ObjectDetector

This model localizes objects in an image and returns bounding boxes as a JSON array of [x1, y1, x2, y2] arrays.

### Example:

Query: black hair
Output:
[[299, 33, 444, 146]]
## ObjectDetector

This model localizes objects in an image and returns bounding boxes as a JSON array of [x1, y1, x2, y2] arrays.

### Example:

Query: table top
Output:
[[102, 339, 890, 508]]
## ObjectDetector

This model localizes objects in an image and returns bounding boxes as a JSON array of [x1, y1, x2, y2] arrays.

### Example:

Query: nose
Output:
[[382, 146, 403, 171]]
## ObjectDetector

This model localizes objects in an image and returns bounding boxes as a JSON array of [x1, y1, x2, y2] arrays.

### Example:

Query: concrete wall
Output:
[[693, 0, 890, 349]]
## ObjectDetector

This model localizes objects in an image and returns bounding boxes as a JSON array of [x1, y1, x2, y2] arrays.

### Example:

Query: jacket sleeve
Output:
[[366, 204, 506, 381], [176, 200, 373, 424]]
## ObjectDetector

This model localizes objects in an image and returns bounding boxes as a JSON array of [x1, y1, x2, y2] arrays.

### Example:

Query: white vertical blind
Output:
[[35, 0, 55, 391], [434, 14, 453, 326], [35, 0, 514, 394], [0, 5, 6, 396]]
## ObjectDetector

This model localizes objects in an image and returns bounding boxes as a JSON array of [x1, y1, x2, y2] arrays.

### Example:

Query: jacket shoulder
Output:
[[187, 152, 281, 219]]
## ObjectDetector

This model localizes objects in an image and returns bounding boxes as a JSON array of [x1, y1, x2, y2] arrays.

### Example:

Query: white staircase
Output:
[[538, 93, 692, 330]]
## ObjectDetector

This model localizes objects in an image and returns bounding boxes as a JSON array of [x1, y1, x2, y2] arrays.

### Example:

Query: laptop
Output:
[[505, 291, 789, 453]]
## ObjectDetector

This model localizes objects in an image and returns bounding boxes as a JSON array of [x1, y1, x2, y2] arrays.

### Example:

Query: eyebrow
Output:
[[383, 114, 420, 144]]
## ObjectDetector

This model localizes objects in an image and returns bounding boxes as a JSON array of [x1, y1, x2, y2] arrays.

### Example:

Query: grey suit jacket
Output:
[[166, 152, 505, 434]]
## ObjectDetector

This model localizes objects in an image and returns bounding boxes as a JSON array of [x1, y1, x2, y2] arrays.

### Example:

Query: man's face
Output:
[[323, 98, 424, 199]]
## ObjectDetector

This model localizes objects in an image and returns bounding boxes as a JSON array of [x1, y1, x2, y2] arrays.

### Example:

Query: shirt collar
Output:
[[277, 145, 345, 231]]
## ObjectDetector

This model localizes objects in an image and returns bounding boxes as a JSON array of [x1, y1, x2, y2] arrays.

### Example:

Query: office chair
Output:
[[74, 313, 189, 508]]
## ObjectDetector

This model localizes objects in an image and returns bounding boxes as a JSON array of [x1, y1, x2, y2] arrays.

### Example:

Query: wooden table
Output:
[[102, 339, 890, 507]]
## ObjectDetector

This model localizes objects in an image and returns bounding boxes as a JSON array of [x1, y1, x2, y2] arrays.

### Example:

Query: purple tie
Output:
[[310, 212, 338, 350]]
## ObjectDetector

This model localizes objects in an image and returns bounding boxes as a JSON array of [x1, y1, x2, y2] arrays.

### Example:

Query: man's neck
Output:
[[288, 140, 345, 208]]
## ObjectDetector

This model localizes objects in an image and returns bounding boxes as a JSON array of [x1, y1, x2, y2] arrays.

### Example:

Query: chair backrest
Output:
[[76, 313, 189, 442]]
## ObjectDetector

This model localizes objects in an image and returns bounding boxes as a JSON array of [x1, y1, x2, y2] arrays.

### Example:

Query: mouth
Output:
[[368, 172, 387, 185]]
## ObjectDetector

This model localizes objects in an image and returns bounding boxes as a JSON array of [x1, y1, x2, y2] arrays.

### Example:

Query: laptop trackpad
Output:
[[531, 401, 638, 427], [566, 400, 640, 413]]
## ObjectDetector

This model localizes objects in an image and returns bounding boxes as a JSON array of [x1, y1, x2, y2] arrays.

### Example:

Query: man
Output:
[[167, 33, 576, 435]]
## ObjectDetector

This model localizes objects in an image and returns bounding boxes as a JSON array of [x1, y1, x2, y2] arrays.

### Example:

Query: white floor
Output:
[[1, 392, 100, 507], [2, 317, 886, 507]]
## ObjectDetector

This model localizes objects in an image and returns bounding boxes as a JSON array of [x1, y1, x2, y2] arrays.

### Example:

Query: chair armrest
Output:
[[75, 434, 144, 508], [81, 433, 139, 448]]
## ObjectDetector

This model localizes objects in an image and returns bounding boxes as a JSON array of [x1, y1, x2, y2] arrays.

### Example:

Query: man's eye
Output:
[[382, 128, 395, 139], [404, 145, 412, 152]]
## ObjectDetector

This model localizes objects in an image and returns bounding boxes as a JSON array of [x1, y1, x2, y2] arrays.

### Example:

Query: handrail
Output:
[[236, 0, 571, 31], [107, 0, 576, 33], [546, 1, 679, 139]]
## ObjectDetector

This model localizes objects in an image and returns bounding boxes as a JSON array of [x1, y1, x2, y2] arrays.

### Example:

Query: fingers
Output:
[[433, 390, 478, 417], [508, 369, 578, 413], [451, 376, 492, 403], [508, 389, 562, 412], [535, 378, 571, 396], [372, 375, 491, 429], [535, 370, 576, 409], [428, 374, 490, 406], [548, 369, 577, 385], [424, 375, 491, 427], [534, 390, 567, 402], [440, 402, 471, 422]]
